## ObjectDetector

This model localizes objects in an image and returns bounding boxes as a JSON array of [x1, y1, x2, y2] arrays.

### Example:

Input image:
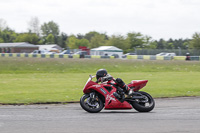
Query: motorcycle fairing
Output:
[[83, 81, 132, 109], [128, 80, 148, 91], [104, 88, 132, 109]]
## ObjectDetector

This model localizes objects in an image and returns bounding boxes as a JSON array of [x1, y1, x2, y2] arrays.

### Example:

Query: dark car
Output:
[[111, 54, 119, 58], [74, 51, 88, 58]]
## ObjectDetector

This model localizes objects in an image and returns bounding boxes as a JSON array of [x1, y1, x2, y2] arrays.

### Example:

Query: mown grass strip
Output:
[[0, 58, 200, 104], [0, 58, 200, 74]]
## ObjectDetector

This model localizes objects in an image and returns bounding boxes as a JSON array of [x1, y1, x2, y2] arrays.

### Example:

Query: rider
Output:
[[96, 69, 133, 102]]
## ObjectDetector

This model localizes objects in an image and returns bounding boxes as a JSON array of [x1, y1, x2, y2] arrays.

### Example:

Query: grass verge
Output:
[[0, 58, 200, 104]]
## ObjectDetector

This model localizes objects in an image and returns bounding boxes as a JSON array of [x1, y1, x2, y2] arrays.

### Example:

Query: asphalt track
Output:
[[0, 97, 200, 133]]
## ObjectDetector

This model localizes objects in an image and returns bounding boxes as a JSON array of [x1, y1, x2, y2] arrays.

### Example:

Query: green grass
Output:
[[0, 58, 200, 73], [0, 57, 200, 104]]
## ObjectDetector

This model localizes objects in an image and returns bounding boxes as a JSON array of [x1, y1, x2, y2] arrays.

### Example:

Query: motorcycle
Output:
[[80, 75, 155, 113]]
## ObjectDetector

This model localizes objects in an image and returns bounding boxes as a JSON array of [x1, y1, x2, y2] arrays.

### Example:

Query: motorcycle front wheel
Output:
[[131, 91, 155, 112], [80, 94, 104, 113]]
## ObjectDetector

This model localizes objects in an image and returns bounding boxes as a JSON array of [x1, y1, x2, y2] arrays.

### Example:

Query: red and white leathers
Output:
[[97, 74, 132, 95]]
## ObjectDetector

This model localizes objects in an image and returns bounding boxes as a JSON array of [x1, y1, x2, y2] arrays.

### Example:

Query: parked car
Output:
[[156, 52, 176, 57], [31, 50, 48, 54], [73, 51, 88, 58], [73, 51, 88, 55], [156, 52, 167, 56], [31, 50, 56, 54], [165, 53, 176, 56], [127, 53, 136, 55], [59, 50, 72, 54], [122, 53, 136, 58], [111, 54, 119, 58]]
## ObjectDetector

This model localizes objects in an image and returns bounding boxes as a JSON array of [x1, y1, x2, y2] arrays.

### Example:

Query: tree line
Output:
[[0, 17, 200, 53]]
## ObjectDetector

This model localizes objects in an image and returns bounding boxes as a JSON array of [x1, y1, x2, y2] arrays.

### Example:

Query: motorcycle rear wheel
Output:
[[80, 94, 104, 113], [131, 91, 155, 112]]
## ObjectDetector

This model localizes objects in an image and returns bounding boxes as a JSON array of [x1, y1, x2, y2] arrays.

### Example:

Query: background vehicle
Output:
[[31, 50, 48, 54], [156, 52, 176, 57], [73, 51, 88, 55], [122, 53, 136, 58], [59, 50, 71, 54], [165, 53, 176, 56], [80, 75, 155, 113], [74, 51, 88, 58], [32, 50, 57, 54], [125, 53, 136, 55], [111, 54, 119, 58], [156, 52, 167, 56]]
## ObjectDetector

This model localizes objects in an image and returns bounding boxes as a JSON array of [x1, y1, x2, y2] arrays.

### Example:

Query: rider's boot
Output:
[[123, 85, 134, 98], [127, 88, 134, 97]]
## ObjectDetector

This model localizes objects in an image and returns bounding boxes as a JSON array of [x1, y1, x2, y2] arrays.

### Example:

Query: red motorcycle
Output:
[[80, 75, 155, 113]]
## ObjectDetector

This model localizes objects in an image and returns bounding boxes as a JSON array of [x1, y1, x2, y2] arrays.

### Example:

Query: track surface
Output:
[[0, 97, 200, 133]]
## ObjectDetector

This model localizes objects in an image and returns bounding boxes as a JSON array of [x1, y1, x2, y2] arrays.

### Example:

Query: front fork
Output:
[[90, 92, 96, 99], [89, 92, 99, 103], [86, 92, 98, 107]]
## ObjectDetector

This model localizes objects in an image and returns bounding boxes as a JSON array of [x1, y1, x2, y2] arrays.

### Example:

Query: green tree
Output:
[[156, 39, 166, 49], [89, 34, 107, 48], [189, 32, 200, 49], [46, 34, 54, 44], [153, 38, 191, 49], [66, 35, 78, 49], [15, 33, 39, 44], [183, 41, 190, 49], [0, 28, 17, 43], [164, 38, 174, 49], [125, 32, 146, 49], [77, 33, 84, 39], [57, 32, 68, 48], [66, 35, 89, 49], [142, 36, 157, 49], [41, 21, 60, 44], [77, 39, 89, 47], [144, 41, 157, 49], [41, 21, 59, 37], [0, 38, 4, 43], [84, 31, 100, 41], [106, 35, 128, 50], [166, 42, 174, 49]]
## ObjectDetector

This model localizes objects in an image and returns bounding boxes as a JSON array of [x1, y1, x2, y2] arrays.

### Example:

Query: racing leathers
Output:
[[96, 74, 133, 102]]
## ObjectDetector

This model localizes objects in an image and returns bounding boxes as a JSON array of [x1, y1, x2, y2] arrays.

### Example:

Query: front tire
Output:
[[131, 91, 155, 112], [80, 94, 104, 113]]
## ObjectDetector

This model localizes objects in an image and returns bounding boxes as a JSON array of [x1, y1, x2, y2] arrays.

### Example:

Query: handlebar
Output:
[[89, 75, 95, 79]]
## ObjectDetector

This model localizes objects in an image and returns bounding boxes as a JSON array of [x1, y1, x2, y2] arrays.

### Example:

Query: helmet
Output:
[[96, 69, 107, 80]]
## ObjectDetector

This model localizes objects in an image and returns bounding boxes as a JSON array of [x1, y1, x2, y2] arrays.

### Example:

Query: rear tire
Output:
[[80, 94, 104, 113], [131, 91, 155, 112]]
